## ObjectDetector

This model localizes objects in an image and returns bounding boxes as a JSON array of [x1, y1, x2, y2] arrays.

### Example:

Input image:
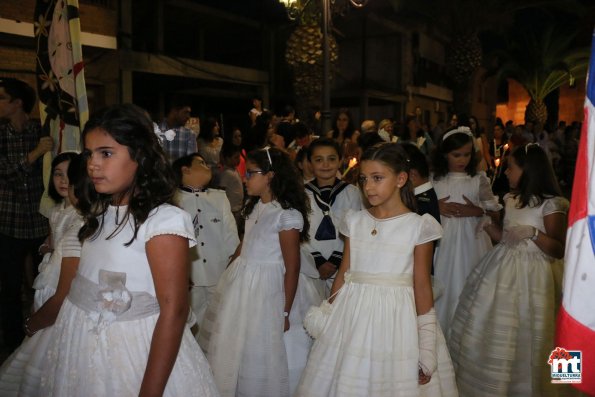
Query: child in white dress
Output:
[[0, 153, 84, 396], [448, 144, 572, 397], [39, 104, 219, 396], [296, 143, 458, 397], [34, 152, 79, 309], [431, 127, 501, 331], [198, 147, 310, 397]]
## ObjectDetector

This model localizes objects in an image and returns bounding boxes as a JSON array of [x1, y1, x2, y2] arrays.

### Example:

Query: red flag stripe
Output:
[[556, 306, 595, 395]]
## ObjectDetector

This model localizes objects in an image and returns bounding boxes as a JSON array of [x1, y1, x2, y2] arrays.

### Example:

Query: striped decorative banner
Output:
[[34, 0, 88, 215]]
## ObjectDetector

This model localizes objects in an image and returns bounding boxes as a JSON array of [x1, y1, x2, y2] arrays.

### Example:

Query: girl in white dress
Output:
[[296, 143, 458, 397], [448, 144, 571, 397], [39, 104, 219, 396], [0, 153, 83, 396], [198, 147, 310, 397], [431, 127, 501, 331], [35, 152, 79, 309]]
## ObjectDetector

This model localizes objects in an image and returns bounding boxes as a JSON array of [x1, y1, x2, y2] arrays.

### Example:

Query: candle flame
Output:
[[494, 158, 501, 167], [342, 157, 358, 178], [503, 143, 509, 151]]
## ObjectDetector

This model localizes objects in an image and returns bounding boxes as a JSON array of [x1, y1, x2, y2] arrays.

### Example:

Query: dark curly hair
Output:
[[360, 143, 416, 212], [66, 153, 87, 202], [432, 128, 477, 179], [78, 104, 177, 246], [241, 147, 310, 242], [510, 143, 561, 208]]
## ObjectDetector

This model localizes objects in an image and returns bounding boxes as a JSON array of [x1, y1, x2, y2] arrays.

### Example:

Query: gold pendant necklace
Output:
[[371, 219, 378, 236]]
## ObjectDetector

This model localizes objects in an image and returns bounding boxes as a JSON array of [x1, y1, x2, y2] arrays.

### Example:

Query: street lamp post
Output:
[[321, 0, 331, 135], [280, 0, 367, 134]]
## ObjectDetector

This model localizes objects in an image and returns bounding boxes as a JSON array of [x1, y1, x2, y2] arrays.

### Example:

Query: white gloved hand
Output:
[[503, 225, 536, 244], [417, 308, 437, 377], [475, 215, 492, 237]]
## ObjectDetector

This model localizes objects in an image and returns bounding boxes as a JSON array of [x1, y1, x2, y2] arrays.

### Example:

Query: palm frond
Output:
[[487, 23, 589, 101]]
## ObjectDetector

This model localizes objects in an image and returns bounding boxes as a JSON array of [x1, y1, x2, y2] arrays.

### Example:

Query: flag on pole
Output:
[[34, 0, 88, 215], [555, 28, 595, 396]]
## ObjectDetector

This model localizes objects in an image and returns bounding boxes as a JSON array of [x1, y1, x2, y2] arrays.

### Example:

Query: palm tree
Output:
[[493, 24, 589, 124]]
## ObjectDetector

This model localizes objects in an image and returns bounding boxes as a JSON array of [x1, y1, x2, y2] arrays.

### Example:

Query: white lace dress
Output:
[[448, 195, 573, 397], [33, 204, 81, 310], [0, 206, 82, 397], [39, 204, 219, 396], [432, 172, 501, 331], [198, 200, 303, 397], [295, 210, 459, 397]]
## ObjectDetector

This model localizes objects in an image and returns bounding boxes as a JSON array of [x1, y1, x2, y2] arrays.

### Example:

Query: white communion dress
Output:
[[34, 203, 81, 310], [448, 195, 574, 397], [39, 204, 219, 397], [198, 199, 304, 397], [0, 206, 82, 396], [295, 210, 459, 397], [432, 172, 501, 331]]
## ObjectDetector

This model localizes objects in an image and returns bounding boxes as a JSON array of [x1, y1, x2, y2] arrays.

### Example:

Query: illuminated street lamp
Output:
[[278, 0, 301, 20]]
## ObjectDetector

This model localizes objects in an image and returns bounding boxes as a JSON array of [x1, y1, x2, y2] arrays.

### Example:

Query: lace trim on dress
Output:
[[144, 230, 197, 247], [543, 196, 569, 216], [278, 209, 304, 232]]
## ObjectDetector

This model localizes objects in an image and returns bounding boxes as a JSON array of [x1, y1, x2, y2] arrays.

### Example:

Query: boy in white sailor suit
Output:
[[172, 153, 240, 327], [303, 138, 363, 296]]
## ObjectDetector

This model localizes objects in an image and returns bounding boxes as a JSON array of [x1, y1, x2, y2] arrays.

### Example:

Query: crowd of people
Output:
[[0, 77, 583, 397]]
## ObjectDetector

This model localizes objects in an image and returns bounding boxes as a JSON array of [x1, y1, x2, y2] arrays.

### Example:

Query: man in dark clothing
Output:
[[0, 78, 52, 351]]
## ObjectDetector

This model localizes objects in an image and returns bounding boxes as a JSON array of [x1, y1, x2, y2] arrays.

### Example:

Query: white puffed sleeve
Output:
[[144, 204, 197, 247], [277, 208, 304, 232], [61, 216, 84, 258], [543, 196, 570, 216], [417, 213, 443, 245], [478, 173, 503, 212], [338, 209, 357, 238]]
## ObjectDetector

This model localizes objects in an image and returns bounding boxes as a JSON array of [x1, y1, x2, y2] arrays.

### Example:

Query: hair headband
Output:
[[263, 146, 273, 167], [442, 126, 474, 142], [524, 142, 539, 154]]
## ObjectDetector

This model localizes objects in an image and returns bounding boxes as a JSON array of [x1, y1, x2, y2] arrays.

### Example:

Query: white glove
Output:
[[475, 215, 492, 237], [503, 225, 536, 244], [417, 308, 437, 377]]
